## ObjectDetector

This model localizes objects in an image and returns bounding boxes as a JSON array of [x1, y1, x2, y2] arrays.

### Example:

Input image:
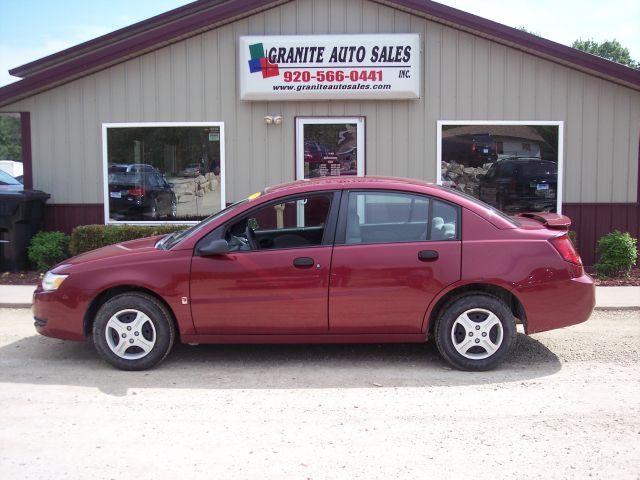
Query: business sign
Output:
[[239, 34, 420, 101]]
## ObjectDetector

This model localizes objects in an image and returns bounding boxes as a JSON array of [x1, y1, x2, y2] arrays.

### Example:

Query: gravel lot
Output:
[[0, 308, 638, 479]]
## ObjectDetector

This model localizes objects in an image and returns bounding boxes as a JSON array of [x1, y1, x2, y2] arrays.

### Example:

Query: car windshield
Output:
[[433, 184, 521, 226], [157, 198, 249, 250], [0, 169, 22, 186]]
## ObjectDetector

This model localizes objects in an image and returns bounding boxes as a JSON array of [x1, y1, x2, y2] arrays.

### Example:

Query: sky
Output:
[[0, 0, 638, 88]]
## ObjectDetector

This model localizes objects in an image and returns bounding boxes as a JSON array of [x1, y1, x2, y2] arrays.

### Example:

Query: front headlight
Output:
[[42, 272, 69, 291]]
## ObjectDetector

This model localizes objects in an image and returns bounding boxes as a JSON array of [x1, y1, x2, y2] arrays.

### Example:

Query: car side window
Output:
[[225, 194, 333, 251], [430, 199, 459, 241], [344, 192, 429, 244]]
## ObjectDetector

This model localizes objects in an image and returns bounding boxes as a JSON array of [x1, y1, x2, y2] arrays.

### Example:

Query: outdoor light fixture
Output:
[[264, 115, 283, 125]]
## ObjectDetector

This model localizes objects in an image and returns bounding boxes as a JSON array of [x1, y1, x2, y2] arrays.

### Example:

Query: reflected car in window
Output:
[[108, 171, 176, 220], [478, 157, 558, 213], [33, 176, 594, 372], [181, 163, 207, 177]]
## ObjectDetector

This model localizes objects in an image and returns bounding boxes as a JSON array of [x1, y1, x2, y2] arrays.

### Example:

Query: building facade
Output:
[[1, 0, 639, 264]]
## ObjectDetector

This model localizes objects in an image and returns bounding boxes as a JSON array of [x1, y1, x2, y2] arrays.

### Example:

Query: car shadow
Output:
[[0, 333, 560, 396]]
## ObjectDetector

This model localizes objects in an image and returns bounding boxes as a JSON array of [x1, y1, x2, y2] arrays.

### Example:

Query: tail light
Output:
[[549, 234, 583, 278], [471, 142, 477, 153], [128, 188, 145, 196]]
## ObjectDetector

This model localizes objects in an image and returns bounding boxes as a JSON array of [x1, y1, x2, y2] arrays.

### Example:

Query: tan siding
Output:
[[612, 90, 631, 203], [1, 0, 639, 206], [596, 84, 615, 202], [581, 77, 599, 202], [627, 98, 640, 201], [471, 39, 490, 119]]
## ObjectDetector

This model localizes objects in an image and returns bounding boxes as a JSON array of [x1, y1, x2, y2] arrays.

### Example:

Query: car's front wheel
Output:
[[92, 293, 175, 371], [434, 293, 516, 371]]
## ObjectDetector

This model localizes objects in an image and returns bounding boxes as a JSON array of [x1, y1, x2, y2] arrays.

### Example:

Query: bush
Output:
[[28, 231, 71, 272], [568, 230, 577, 248], [594, 230, 638, 278], [69, 224, 187, 256]]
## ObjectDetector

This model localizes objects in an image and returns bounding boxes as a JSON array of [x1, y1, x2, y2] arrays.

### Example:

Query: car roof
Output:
[[264, 175, 433, 194], [497, 156, 555, 163], [260, 175, 516, 229]]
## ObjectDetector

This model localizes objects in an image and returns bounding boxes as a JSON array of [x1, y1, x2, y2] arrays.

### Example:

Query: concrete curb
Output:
[[1, 285, 638, 310], [594, 306, 640, 311]]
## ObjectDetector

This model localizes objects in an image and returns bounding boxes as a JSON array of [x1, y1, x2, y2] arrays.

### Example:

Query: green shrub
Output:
[[594, 230, 638, 278], [568, 230, 577, 247], [69, 224, 187, 256], [28, 231, 71, 272]]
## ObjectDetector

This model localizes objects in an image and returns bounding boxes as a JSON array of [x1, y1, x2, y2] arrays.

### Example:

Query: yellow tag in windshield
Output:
[[248, 192, 261, 200]]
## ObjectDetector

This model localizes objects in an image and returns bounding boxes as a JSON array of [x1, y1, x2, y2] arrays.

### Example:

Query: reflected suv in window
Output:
[[478, 157, 557, 213], [108, 171, 176, 220]]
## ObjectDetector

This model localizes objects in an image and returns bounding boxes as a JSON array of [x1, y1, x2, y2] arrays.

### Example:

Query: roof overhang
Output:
[[1, 0, 638, 108]]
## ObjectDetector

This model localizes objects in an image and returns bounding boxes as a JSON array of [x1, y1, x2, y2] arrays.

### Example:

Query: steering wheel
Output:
[[244, 225, 258, 250]]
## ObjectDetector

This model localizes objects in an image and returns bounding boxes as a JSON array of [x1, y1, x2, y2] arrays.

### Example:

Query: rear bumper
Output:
[[515, 273, 595, 334], [32, 288, 88, 341]]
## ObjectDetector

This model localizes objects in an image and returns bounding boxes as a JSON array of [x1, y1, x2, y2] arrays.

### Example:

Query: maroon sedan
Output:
[[33, 176, 595, 371]]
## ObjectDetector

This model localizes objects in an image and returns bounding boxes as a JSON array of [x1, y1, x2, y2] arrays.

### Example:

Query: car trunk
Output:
[[514, 161, 557, 199], [109, 173, 145, 199]]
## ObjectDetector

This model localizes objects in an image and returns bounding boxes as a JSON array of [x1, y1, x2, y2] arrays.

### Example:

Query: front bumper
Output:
[[32, 288, 89, 341]]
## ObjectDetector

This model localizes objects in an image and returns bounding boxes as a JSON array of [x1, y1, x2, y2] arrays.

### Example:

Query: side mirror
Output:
[[196, 238, 229, 256], [167, 182, 175, 188]]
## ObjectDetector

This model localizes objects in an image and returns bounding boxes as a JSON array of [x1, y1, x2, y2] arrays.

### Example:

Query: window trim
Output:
[[335, 189, 461, 245], [436, 120, 564, 214], [295, 116, 365, 180], [102, 121, 226, 225], [199, 190, 342, 253]]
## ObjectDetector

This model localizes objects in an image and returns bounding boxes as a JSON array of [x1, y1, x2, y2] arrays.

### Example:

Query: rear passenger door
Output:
[[328, 190, 461, 333]]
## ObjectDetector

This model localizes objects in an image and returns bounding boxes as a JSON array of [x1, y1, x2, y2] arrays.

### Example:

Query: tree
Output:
[[0, 115, 22, 160], [572, 39, 639, 69], [517, 26, 541, 37]]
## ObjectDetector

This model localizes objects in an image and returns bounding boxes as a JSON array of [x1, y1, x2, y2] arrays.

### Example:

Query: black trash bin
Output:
[[0, 189, 50, 271]]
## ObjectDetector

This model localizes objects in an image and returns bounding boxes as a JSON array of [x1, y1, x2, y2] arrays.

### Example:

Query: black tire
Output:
[[168, 197, 177, 218], [92, 293, 175, 371], [149, 199, 159, 219], [434, 293, 516, 371]]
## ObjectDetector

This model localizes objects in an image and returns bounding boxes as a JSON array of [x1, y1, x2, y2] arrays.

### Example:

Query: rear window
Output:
[[519, 162, 557, 176], [0, 170, 21, 185], [433, 184, 520, 226], [108, 172, 144, 185]]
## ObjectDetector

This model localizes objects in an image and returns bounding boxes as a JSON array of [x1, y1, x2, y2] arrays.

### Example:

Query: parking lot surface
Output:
[[1, 308, 638, 479]]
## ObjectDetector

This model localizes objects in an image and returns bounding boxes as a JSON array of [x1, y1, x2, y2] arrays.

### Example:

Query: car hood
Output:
[[62, 235, 164, 267]]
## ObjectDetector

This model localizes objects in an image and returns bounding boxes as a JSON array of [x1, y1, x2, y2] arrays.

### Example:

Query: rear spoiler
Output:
[[515, 212, 571, 230]]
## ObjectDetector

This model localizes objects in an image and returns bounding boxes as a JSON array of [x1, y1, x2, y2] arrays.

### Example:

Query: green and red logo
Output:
[[247, 42, 280, 78]]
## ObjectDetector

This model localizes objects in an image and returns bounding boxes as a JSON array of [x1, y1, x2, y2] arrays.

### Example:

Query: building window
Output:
[[102, 122, 225, 224], [437, 121, 563, 214], [295, 117, 365, 180]]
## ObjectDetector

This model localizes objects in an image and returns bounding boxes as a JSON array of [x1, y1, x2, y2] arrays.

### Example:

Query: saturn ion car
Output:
[[33, 176, 595, 371]]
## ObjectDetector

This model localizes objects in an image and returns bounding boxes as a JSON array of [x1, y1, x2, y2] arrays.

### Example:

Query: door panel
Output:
[[190, 247, 332, 334], [329, 241, 461, 333]]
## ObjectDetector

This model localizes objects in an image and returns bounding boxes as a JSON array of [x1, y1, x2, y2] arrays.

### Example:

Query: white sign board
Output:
[[239, 34, 420, 101]]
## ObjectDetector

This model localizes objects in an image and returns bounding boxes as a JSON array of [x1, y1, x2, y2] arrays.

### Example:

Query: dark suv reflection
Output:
[[478, 157, 557, 213], [109, 171, 176, 220]]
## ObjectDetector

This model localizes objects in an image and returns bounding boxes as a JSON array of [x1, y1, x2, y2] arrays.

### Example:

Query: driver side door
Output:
[[189, 192, 339, 335]]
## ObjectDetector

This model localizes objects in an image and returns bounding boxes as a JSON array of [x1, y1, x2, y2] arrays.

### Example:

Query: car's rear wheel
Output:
[[149, 199, 159, 219], [434, 294, 516, 371], [168, 198, 177, 218], [92, 293, 175, 371]]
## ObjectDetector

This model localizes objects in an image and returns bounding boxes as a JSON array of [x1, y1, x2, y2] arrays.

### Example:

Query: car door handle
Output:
[[293, 257, 315, 268], [418, 250, 439, 261]]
